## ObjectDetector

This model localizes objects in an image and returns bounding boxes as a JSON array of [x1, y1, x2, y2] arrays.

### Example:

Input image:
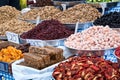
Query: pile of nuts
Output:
[[0, 19, 35, 35], [21, 4, 101, 23], [21, 6, 61, 20], [65, 25, 120, 50], [0, 5, 20, 24], [48, 4, 101, 23], [53, 56, 120, 80]]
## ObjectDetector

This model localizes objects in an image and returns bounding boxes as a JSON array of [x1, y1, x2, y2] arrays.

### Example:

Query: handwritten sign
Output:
[[6, 31, 20, 44], [26, 39, 45, 47]]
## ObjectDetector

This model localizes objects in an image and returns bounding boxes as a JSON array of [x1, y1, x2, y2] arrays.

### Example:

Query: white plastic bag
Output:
[[12, 59, 57, 80]]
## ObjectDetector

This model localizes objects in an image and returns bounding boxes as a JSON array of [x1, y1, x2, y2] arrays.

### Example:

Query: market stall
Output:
[[0, 0, 120, 80]]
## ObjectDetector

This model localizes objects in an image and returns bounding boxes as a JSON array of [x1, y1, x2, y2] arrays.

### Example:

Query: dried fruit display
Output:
[[94, 12, 120, 28], [48, 4, 101, 23], [20, 19, 73, 40], [0, 19, 35, 35], [0, 46, 23, 63], [65, 25, 120, 50], [53, 56, 120, 80], [20, 6, 61, 20], [0, 5, 20, 24]]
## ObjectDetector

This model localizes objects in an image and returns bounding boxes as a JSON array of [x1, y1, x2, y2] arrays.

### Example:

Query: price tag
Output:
[[6, 32, 20, 44], [26, 39, 45, 47]]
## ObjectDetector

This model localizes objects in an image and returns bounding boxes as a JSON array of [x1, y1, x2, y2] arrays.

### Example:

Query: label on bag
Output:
[[26, 39, 45, 47], [6, 31, 20, 44], [0, 62, 9, 72]]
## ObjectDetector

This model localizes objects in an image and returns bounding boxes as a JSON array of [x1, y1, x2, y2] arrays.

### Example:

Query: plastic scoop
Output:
[[36, 16, 40, 26], [61, 4, 67, 11], [74, 22, 79, 34]]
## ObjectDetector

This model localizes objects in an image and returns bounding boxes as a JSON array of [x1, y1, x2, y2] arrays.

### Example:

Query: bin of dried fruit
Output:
[[64, 25, 120, 56], [94, 12, 120, 28], [20, 19, 74, 46], [53, 56, 120, 80], [0, 46, 23, 63], [0, 41, 30, 74]]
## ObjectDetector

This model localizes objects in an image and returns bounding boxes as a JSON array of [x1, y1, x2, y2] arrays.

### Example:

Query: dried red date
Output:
[[20, 19, 73, 40], [115, 46, 120, 58], [53, 56, 120, 80]]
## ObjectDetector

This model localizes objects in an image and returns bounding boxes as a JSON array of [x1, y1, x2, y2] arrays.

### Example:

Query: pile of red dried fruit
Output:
[[53, 56, 120, 80], [115, 46, 120, 58], [20, 19, 73, 40]]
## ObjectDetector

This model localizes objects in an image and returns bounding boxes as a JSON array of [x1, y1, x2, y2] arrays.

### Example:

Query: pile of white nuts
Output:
[[65, 26, 120, 50]]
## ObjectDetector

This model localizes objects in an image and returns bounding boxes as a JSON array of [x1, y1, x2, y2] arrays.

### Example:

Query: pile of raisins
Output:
[[20, 19, 73, 40], [94, 12, 120, 28]]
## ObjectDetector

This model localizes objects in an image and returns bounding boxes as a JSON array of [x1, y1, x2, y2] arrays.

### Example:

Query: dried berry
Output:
[[20, 19, 73, 40], [94, 12, 120, 28]]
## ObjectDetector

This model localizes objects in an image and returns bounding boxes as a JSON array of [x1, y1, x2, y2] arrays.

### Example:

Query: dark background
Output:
[[0, 0, 20, 10]]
